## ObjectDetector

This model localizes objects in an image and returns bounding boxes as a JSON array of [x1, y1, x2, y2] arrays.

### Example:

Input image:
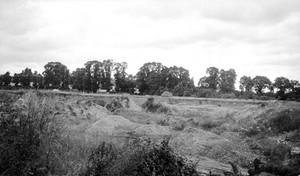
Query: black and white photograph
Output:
[[0, 0, 300, 175]]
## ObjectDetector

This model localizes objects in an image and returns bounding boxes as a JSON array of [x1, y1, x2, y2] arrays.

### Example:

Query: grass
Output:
[[0, 91, 105, 175], [0, 92, 63, 175], [172, 120, 186, 131]]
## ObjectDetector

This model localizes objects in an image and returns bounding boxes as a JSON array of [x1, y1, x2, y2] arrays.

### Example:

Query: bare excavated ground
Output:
[[3, 90, 300, 175]]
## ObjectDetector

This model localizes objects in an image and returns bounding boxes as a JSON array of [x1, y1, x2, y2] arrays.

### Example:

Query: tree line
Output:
[[0, 60, 299, 101]]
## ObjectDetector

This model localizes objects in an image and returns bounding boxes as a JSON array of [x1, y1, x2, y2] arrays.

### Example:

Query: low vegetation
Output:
[[0, 92, 198, 175], [142, 97, 170, 114], [0, 92, 63, 175], [105, 96, 130, 113], [1, 91, 300, 175], [81, 139, 198, 176]]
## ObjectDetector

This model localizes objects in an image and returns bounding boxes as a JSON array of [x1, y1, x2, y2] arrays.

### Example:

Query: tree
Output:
[[84, 60, 102, 92], [19, 68, 33, 87], [290, 80, 300, 92], [114, 62, 129, 92], [70, 68, 86, 91], [273, 77, 291, 99], [205, 67, 219, 90], [219, 69, 237, 93], [198, 76, 209, 88], [102, 59, 114, 91], [0, 71, 12, 87], [252, 76, 271, 94], [170, 67, 195, 96], [136, 62, 167, 95], [273, 77, 291, 94], [167, 66, 191, 89], [32, 71, 43, 89], [43, 62, 70, 89], [12, 73, 21, 87], [239, 76, 254, 92]]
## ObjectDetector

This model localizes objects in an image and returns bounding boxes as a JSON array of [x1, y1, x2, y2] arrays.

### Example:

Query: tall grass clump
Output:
[[142, 97, 170, 114], [80, 139, 199, 176], [0, 92, 63, 175]]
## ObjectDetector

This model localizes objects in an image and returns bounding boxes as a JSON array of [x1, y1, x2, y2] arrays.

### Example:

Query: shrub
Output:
[[258, 95, 274, 101], [142, 97, 170, 114], [267, 109, 300, 133], [81, 139, 199, 176], [80, 142, 120, 176], [262, 143, 300, 176], [194, 88, 216, 98], [106, 96, 130, 113], [220, 93, 237, 99], [161, 91, 173, 97]]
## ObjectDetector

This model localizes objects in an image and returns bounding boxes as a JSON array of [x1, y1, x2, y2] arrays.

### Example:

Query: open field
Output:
[[1, 90, 300, 175]]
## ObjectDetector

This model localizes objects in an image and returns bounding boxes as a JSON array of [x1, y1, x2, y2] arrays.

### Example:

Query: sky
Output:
[[0, 0, 299, 86]]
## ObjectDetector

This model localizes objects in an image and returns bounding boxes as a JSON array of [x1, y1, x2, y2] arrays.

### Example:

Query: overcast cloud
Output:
[[0, 0, 299, 84]]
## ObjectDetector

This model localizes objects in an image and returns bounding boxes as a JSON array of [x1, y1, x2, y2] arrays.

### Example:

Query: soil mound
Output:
[[127, 97, 142, 111], [85, 115, 140, 137], [63, 100, 109, 120], [170, 128, 253, 174]]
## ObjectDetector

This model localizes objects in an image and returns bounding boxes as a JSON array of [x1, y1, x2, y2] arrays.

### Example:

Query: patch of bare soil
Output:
[[85, 115, 140, 137]]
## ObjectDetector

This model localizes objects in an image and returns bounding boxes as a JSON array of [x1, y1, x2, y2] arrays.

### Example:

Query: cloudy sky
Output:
[[0, 0, 299, 85]]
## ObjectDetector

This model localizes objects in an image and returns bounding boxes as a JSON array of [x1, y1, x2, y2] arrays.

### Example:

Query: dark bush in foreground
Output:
[[267, 109, 300, 133], [81, 139, 199, 176]]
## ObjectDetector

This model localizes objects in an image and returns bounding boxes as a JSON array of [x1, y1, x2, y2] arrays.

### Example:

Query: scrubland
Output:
[[1, 90, 300, 176]]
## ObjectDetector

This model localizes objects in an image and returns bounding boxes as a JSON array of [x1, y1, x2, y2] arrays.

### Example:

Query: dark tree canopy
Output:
[[71, 68, 86, 91], [136, 62, 194, 95], [43, 62, 70, 89], [114, 62, 135, 93], [198, 76, 208, 88], [0, 71, 11, 86], [32, 71, 44, 89], [19, 68, 33, 87], [136, 62, 167, 95], [219, 69, 237, 93], [205, 67, 219, 90], [239, 76, 254, 92], [102, 59, 114, 91], [84, 60, 103, 92], [252, 76, 271, 94], [273, 77, 291, 93]]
